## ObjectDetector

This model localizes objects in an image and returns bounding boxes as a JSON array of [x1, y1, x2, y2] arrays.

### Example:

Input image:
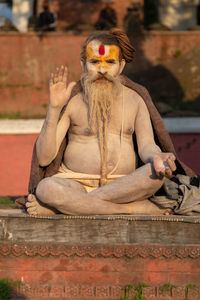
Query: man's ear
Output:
[[119, 59, 126, 74]]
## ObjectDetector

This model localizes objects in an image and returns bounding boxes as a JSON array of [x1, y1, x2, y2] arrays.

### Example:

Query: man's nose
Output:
[[98, 66, 107, 75]]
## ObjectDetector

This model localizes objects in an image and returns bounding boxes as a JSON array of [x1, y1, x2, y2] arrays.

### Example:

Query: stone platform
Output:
[[0, 209, 200, 299]]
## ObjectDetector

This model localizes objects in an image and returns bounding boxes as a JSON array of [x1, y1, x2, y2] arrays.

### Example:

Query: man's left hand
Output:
[[153, 153, 176, 178]]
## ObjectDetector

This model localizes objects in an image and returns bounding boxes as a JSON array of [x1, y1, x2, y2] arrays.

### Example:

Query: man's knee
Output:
[[36, 177, 58, 203], [36, 177, 87, 204], [139, 162, 165, 197], [147, 175, 165, 198]]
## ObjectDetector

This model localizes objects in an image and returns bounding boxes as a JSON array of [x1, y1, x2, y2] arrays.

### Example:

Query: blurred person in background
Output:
[[95, 0, 117, 30], [38, 0, 56, 32], [123, 2, 141, 35]]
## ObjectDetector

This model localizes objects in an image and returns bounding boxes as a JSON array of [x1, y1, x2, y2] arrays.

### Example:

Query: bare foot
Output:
[[26, 194, 58, 216], [127, 199, 172, 215]]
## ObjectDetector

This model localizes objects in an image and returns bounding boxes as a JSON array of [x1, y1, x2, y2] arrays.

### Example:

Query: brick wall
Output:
[[0, 31, 200, 117]]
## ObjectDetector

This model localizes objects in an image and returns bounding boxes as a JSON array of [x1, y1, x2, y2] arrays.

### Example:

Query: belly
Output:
[[63, 133, 136, 175]]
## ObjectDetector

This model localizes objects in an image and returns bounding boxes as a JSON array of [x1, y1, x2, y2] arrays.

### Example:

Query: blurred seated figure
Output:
[[95, 0, 117, 30], [38, 0, 56, 32], [123, 2, 141, 35]]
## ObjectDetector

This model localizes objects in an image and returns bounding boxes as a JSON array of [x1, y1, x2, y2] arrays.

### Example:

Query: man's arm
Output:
[[36, 66, 75, 167], [135, 99, 176, 178]]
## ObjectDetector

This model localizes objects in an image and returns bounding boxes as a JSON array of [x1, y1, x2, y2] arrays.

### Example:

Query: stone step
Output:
[[1, 209, 200, 244]]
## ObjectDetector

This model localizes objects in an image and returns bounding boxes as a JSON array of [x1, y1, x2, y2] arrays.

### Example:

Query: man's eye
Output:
[[106, 59, 115, 64], [90, 59, 100, 64]]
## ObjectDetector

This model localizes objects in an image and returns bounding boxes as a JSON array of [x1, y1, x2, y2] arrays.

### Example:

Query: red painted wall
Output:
[[0, 134, 38, 196], [171, 133, 200, 175]]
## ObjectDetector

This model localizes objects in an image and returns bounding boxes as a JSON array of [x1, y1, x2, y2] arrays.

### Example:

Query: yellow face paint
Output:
[[86, 42, 120, 69]]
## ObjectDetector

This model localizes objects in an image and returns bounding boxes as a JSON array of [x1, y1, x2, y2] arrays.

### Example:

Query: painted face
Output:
[[85, 40, 123, 78]]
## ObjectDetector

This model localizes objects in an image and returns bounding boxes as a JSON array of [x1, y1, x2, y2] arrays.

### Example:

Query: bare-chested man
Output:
[[26, 29, 176, 216]]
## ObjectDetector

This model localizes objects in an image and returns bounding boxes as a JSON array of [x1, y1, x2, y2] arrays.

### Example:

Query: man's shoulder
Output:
[[69, 92, 83, 103], [120, 75, 151, 101], [123, 85, 146, 106], [67, 92, 85, 110], [60, 92, 83, 118]]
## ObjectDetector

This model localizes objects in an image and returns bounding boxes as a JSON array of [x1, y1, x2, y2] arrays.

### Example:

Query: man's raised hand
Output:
[[153, 152, 176, 179], [49, 66, 76, 109]]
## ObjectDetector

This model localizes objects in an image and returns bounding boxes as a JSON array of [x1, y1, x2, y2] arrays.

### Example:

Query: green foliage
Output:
[[41, 103, 48, 109], [122, 284, 134, 299], [0, 83, 33, 89], [0, 278, 21, 300], [185, 284, 197, 289], [134, 283, 148, 300], [0, 197, 13, 204], [121, 283, 199, 300], [36, 86, 42, 91], [0, 112, 22, 119], [0, 197, 16, 208], [0, 278, 10, 300], [159, 283, 176, 292], [0, 112, 45, 119], [185, 284, 197, 299], [124, 284, 134, 293], [174, 50, 182, 58], [121, 283, 147, 300]]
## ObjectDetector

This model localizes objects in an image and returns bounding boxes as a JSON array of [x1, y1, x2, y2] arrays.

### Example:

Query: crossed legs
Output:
[[26, 163, 167, 216]]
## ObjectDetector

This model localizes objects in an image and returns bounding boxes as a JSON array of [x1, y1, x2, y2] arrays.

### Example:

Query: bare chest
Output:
[[68, 100, 137, 138]]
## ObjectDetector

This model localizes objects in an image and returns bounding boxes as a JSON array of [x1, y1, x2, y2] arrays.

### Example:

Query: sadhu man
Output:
[[25, 29, 182, 216]]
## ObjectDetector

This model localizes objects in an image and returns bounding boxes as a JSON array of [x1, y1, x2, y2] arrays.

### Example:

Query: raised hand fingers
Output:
[[49, 73, 54, 87], [58, 65, 65, 82], [63, 66, 68, 84], [50, 66, 67, 84], [53, 67, 59, 83]]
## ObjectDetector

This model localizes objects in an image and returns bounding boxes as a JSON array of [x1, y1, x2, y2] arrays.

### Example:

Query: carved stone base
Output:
[[8, 283, 200, 299], [1, 211, 200, 299]]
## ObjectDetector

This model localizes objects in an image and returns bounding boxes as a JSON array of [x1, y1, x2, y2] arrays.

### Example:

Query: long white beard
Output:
[[81, 72, 120, 185]]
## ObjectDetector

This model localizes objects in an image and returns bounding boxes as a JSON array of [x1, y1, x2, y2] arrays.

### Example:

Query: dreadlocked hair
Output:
[[109, 28, 135, 63], [80, 28, 135, 64]]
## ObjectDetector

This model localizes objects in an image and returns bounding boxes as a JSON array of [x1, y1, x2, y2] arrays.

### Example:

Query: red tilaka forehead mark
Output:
[[99, 45, 105, 56]]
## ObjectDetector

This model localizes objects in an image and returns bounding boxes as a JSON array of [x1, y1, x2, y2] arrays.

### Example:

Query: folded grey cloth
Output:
[[151, 174, 200, 216]]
